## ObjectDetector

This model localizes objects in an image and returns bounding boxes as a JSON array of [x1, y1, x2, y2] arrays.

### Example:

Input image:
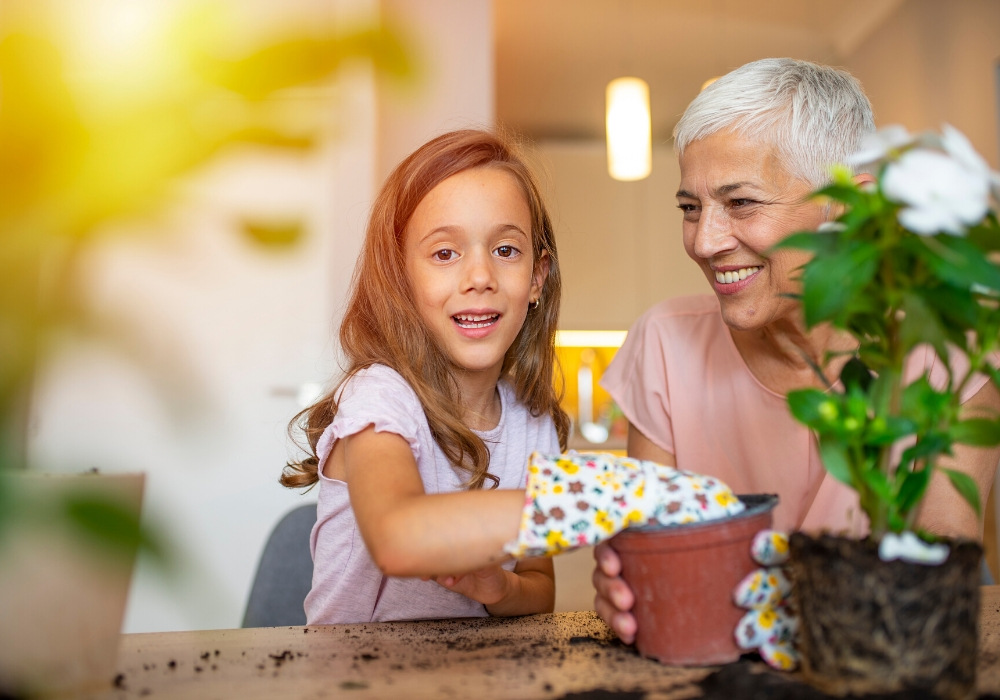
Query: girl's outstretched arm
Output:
[[334, 424, 525, 577]]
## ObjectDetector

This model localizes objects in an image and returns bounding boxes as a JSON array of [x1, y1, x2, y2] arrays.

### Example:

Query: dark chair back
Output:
[[242, 503, 317, 628]]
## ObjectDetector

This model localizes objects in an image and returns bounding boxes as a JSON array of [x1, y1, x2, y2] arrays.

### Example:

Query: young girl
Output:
[[281, 128, 570, 624]]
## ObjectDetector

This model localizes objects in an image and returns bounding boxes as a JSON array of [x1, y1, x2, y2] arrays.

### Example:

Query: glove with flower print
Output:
[[504, 451, 746, 558], [733, 529, 799, 671]]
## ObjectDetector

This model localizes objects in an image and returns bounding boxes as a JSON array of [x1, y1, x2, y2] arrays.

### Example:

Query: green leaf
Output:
[[922, 234, 1000, 293], [770, 230, 840, 255], [886, 511, 907, 533], [195, 28, 412, 100], [941, 468, 982, 516], [242, 219, 304, 248], [862, 468, 893, 502], [63, 495, 142, 559], [865, 415, 917, 446], [811, 182, 868, 210], [62, 494, 167, 565], [900, 432, 951, 464], [895, 467, 932, 514], [950, 417, 1000, 447], [920, 284, 981, 334], [817, 438, 854, 486], [901, 376, 951, 427], [966, 218, 1000, 253], [899, 292, 949, 362], [840, 356, 873, 393], [799, 240, 880, 327], [787, 388, 835, 428]]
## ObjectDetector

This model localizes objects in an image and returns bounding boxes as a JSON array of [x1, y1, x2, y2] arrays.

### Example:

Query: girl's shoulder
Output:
[[336, 364, 424, 416], [318, 364, 427, 464], [341, 363, 416, 398]]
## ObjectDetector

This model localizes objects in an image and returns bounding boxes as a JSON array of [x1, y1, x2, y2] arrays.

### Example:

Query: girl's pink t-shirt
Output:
[[305, 364, 560, 625], [601, 295, 987, 535]]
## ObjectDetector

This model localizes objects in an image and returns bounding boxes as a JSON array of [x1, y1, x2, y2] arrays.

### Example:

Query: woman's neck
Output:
[[453, 368, 503, 431], [730, 319, 857, 396]]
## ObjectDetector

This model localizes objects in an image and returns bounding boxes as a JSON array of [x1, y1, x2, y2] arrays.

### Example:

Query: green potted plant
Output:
[[0, 2, 409, 696], [777, 124, 1000, 698]]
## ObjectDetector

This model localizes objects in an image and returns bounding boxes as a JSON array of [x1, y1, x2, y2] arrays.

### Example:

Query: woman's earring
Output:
[[530, 298, 540, 310]]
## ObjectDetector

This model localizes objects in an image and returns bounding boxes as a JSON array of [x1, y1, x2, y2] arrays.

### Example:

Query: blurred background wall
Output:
[[20, 0, 1000, 632]]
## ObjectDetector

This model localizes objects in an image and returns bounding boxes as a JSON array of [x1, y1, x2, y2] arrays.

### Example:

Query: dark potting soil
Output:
[[698, 660, 1000, 700], [787, 533, 982, 699]]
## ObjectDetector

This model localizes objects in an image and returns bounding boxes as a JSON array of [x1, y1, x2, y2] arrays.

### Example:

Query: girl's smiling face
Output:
[[677, 129, 828, 332], [404, 166, 547, 383]]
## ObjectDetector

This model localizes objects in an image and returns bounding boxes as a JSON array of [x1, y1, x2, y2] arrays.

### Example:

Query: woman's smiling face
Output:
[[676, 129, 829, 332]]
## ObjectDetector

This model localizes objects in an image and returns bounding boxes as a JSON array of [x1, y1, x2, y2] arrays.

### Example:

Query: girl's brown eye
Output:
[[496, 245, 515, 258], [434, 249, 454, 261]]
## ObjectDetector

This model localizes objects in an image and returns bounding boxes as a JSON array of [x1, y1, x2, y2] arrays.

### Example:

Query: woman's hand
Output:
[[592, 541, 638, 644]]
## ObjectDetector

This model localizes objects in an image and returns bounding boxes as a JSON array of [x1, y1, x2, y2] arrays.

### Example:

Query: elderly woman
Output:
[[593, 57, 1000, 642]]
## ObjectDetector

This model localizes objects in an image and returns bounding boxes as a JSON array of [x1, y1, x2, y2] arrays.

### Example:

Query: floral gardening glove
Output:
[[733, 530, 799, 671], [504, 451, 745, 558]]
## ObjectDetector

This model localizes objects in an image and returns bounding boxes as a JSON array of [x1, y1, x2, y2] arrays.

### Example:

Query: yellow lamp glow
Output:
[[606, 77, 651, 181], [555, 330, 627, 348]]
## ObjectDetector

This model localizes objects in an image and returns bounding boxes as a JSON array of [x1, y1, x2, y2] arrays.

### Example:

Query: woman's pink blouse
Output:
[[601, 295, 987, 535]]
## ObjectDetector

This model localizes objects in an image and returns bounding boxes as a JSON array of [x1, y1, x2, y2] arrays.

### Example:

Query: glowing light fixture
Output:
[[555, 330, 628, 348], [605, 77, 651, 181]]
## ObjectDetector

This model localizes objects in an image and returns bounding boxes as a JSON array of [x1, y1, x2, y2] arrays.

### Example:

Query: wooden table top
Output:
[[104, 586, 1000, 699]]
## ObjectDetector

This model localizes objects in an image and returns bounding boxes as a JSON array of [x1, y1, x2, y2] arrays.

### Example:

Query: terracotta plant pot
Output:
[[789, 532, 982, 700], [609, 494, 778, 666], [0, 472, 145, 698]]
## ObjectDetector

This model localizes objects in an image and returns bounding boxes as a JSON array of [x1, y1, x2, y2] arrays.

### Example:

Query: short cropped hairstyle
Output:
[[673, 57, 876, 187]]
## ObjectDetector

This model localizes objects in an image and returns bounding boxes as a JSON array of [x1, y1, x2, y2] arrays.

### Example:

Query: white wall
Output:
[[27, 0, 495, 633], [843, 0, 1000, 170], [530, 141, 708, 331], [378, 0, 495, 178]]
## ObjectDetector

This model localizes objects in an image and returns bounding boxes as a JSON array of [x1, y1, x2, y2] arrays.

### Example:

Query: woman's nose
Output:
[[691, 207, 737, 259]]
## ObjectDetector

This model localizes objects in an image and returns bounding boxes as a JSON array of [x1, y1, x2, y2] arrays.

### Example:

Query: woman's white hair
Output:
[[673, 57, 876, 188]]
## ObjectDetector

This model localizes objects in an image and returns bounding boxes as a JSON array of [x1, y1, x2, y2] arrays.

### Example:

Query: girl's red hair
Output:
[[282, 128, 568, 490]]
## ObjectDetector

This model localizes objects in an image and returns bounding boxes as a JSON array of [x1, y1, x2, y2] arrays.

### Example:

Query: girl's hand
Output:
[[430, 565, 511, 606], [428, 556, 554, 616]]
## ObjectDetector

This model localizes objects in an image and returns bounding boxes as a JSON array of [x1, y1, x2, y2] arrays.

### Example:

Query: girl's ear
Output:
[[531, 250, 550, 302]]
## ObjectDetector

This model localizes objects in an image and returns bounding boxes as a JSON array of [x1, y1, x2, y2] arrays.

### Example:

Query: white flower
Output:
[[878, 531, 949, 565], [882, 147, 991, 236], [846, 125, 914, 167], [941, 123, 1000, 202], [941, 124, 992, 177]]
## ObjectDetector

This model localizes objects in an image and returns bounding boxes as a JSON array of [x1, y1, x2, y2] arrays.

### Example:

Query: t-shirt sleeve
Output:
[[600, 306, 675, 455], [315, 367, 424, 473]]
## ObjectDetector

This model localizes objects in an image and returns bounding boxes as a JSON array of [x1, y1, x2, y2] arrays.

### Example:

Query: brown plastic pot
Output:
[[609, 494, 778, 666]]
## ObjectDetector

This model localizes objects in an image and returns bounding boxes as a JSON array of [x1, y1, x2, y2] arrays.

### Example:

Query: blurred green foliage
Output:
[[0, 0, 410, 556]]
